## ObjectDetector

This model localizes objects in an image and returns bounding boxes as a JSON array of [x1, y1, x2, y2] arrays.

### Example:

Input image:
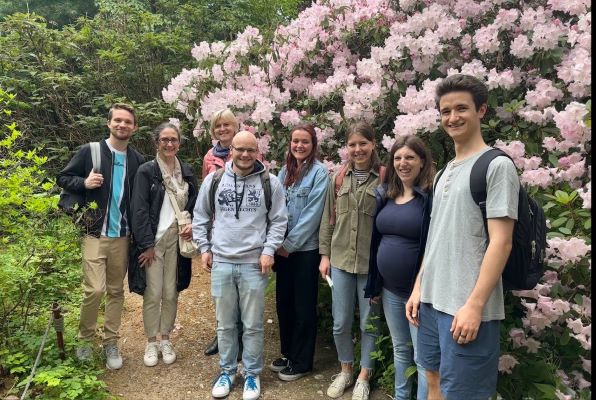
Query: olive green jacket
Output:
[[319, 164, 382, 274]]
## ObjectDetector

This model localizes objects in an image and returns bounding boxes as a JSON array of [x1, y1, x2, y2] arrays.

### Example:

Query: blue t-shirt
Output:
[[376, 195, 424, 297], [102, 148, 128, 237]]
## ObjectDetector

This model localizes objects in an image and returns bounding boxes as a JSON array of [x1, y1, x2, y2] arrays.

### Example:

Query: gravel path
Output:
[[103, 260, 390, 400]]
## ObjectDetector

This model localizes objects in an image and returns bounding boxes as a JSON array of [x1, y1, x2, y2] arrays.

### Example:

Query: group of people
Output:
[[57, 73, 520, 400]]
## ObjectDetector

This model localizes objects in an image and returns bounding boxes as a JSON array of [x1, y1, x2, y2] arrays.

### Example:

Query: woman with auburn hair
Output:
[[270, 124, 329, 381], [319, 121, 384, 400], [365, 134, 435, 400]]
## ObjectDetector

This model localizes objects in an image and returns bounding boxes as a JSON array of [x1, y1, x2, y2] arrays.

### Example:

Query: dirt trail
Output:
[[103, 260, 389, 400]]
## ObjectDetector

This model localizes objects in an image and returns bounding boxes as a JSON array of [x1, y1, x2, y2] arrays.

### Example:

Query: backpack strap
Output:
[[90, 142, 101, 172], [260, 169, 272, 213], [209, 168, 226, 216], [433, 167, 446, 195], [470, 148, 512, 236], [328, 163, 349, 225]]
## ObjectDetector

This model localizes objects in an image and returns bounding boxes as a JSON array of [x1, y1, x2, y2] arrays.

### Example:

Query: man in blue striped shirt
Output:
[[58, 103, 145, 370]]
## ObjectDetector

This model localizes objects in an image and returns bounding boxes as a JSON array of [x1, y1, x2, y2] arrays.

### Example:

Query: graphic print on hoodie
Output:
[[192, 160, 288, 265]]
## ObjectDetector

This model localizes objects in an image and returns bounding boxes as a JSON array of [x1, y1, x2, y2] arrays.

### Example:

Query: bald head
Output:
[[232, 130, 257, 147], [231, 130, 259, 176]]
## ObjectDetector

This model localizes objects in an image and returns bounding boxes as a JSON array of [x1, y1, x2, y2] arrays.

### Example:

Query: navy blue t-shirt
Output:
[[376, 195, 424, 297]]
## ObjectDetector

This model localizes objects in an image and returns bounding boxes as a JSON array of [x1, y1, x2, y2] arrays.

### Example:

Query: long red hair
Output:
[[284, 124, 318, 187]]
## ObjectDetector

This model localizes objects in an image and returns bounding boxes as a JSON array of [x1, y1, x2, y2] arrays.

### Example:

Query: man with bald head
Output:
[[193, 131, 288, 400]]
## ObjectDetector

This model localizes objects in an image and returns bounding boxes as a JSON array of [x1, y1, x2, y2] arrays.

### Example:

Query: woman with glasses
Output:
[[130, 122, 198, 367], [269, 124, 329, 381]]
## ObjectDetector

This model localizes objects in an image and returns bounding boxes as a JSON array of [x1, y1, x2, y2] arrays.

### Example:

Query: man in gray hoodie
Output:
[[193, 131, 288, 400]]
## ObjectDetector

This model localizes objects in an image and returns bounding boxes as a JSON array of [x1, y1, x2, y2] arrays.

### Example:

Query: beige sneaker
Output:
[[160, 340, 176, 365], [351, 379, 370, 400], [326, 372, 353, 398], [143, 342, 159, 367]]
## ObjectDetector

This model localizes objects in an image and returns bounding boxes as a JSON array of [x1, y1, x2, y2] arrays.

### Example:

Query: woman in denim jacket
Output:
[[270, 124, 329, 382]]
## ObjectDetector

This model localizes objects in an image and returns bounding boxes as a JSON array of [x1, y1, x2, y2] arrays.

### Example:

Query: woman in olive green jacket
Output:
[[319, 122, 383, 400]]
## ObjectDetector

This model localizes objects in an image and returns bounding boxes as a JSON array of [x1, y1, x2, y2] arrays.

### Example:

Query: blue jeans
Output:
[[382, 289, 427, 400], [211, 262, 268, 376], [331, 267, 379, 370]]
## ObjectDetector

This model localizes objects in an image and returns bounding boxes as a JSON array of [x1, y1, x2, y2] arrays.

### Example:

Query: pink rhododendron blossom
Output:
[[580, 295, 591, 317], [510, 34, 534, 58], [382, 134, 395, 152], [494, 140, 525, 166], [279, 110, 302, 127], [542, 137, 558, 151], [508, 328, 525, 347], [555, 389, 574, 400], [581, 357, 591, 374], [498, 354, 519, 374], [191, 41, 211, 62], [524, 337, 541, 353], [338, 146, 349, 162], [256, 134, 271, 156], [474, 24, 500, 54], [546, 237, 591, 265], [168, 118, 181, 129], [532, 23, 565, 51], [521, 168, 553, 188], [548, 0, 591, 16], [578, 181, 591, 209], [525, 79, 564, 109], [211, 64, 224, 83], [571, 370, 591, 389]]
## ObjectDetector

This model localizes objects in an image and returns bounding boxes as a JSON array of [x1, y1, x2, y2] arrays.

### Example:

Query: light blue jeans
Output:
[[331, 267, 379, 370], [382, 288, 427, 400], [211, 262, 268, 376]]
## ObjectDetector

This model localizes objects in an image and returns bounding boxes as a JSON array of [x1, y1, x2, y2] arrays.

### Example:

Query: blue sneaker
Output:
[[243, 375, 261, 400], [212, 372, 235, 398]]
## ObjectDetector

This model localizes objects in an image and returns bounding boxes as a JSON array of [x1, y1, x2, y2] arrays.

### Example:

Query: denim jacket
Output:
[[278, 160, 329, 253]]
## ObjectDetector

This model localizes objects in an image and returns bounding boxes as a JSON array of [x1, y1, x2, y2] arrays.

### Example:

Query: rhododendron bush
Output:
[[164, 0, 591, 397]]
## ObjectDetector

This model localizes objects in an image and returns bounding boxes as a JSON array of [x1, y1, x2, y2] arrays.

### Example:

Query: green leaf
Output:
[[584, 219, 591, 230], [560, 330, 570, 345], [550, 217, 567, 228], [533, 383, 556, 396], [548, 154, 559, 167], [558, 227, 572, 235]]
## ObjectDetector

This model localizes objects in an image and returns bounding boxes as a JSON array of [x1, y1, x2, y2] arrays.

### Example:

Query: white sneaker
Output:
[[351, 379, 370, 400], [160, 340, 176, 364], [104, 343, 123, 370], [143, 342, 159, 367], [326, 371, 353, 398], [243, 375, 261, 400], [212, 372, 235, 398]]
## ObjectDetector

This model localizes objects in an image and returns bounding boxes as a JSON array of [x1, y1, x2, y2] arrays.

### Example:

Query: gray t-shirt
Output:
[[420, 147, 519, 321]]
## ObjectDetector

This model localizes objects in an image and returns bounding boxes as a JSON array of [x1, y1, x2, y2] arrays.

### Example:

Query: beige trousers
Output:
[[143, 224, 179, 338], [78, 235, 129, 345]]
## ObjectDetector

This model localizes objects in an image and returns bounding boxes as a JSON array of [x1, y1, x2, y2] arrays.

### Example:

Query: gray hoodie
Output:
[[192, 160, 288, 264]]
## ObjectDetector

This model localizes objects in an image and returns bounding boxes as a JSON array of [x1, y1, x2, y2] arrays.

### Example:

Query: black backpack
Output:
[[435, 148, 547, 290]]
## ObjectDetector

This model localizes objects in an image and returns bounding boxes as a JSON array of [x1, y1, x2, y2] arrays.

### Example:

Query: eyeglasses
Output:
[[232, 146, 257, 154], [159, 137, 179, 144]]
